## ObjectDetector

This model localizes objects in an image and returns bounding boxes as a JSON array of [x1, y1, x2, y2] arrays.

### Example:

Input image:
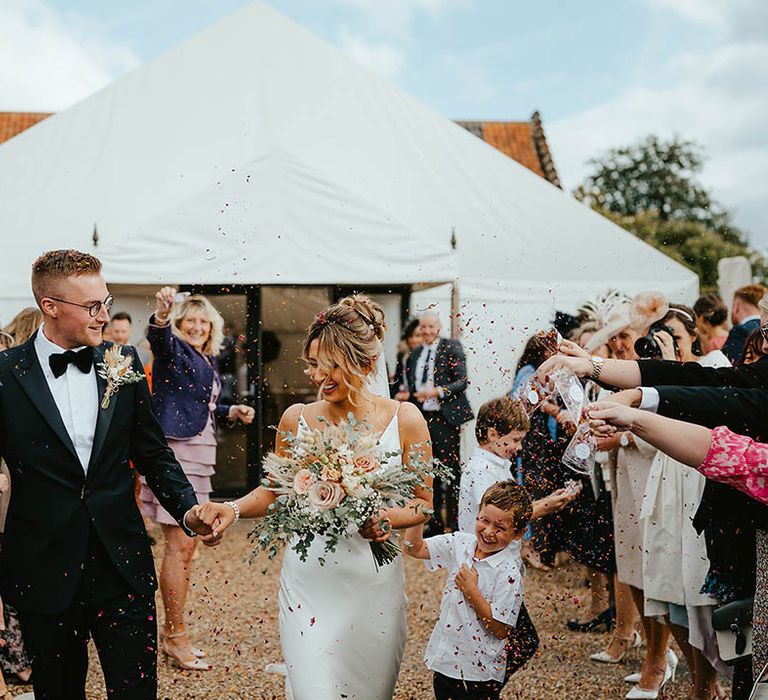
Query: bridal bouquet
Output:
[[249, 414, 446, 568]]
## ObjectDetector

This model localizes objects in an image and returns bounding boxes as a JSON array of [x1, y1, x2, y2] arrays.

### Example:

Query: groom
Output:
[[0, 250, 233, 699]]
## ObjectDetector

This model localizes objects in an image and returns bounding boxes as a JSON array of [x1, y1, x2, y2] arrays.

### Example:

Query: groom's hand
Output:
[[184, 505, 226, 547]]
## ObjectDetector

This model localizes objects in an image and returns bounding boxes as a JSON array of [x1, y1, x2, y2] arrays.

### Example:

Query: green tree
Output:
[[575, 135, 764, 290]]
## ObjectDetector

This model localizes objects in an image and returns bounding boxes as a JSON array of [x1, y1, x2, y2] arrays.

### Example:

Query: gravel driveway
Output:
[[12, 522, 697, 699]]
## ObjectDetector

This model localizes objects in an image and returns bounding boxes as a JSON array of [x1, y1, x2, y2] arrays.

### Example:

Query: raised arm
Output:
[[587, 402, 712, 467], [537, 340, 642, 389]]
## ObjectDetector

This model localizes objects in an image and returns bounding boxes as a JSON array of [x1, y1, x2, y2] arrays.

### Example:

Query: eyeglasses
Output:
[[48, 294, 114, 318]]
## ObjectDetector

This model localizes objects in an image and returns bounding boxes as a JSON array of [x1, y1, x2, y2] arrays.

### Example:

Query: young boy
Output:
[[405, 481, 534, 700], [459, 397, 578, 535]]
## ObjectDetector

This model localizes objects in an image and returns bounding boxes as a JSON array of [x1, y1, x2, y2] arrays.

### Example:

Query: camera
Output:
[[634, 321, 678, 359]]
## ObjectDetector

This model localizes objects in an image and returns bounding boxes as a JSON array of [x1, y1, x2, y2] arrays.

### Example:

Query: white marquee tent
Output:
[[0, 1, 697, 425]]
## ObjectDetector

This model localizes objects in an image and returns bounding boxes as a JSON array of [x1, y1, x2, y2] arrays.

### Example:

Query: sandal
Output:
[[590, 630, 643, 663], [160, 631, 212, 671]]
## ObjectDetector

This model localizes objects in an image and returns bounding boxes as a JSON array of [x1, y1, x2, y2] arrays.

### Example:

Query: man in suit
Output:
[[722, 284, 765, 365], [405, 311, 473, 534], [0, 250, 234, 700]]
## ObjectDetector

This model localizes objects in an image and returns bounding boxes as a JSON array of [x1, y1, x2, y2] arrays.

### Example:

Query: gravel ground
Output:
[[13, 522, 707, 699]]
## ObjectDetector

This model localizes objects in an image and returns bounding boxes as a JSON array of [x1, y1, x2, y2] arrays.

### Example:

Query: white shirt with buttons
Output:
[[458, 447, 514, 534], [414, 340, 442, 412], [424, 532, 524, 683], [34, 325, 99, 473]]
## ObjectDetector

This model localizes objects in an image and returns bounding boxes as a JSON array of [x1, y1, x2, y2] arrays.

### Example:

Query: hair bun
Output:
[[341, 294, 386, 340]]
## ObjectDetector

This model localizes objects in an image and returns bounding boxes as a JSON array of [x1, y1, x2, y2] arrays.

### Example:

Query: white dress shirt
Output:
[[458, 447, 514, 534], [424, 532, 524, 682], [414, 340, 441, 412], [35, 326, 99, 472], [458, 447, 523, 568]]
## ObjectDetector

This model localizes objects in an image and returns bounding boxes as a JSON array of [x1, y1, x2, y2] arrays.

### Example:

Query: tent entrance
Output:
[[171, 283, 411, 497]]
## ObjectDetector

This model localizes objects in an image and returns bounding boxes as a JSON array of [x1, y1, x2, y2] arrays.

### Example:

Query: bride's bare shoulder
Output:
[[279, 403, 308, 432], [395, 401, 427, 435]]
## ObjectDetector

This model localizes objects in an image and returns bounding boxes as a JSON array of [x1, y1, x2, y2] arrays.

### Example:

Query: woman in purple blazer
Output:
[[142, 287, 254, 671]]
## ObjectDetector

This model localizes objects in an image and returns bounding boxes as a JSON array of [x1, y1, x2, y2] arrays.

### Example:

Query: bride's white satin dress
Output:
[[279, 413, 408, 699]]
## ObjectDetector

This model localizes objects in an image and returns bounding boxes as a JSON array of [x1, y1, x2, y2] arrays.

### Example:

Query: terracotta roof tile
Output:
[[456, 113, 561, 188], [0, 112, 52, 145]]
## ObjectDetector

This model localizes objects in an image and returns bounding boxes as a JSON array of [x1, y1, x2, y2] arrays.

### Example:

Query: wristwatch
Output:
[[619, 433, 630, 448], [589, 355, 605, 382]]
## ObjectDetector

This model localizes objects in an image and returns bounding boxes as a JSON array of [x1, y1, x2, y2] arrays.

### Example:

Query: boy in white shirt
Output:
[[404, 481, 534, 700], [459, 397, 578, 536]]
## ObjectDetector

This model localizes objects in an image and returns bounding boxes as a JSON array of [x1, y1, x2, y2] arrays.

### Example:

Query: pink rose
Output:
[[353, 455, 380, 473], [293, 469, 315, 495], [307, 481, 346, 510]]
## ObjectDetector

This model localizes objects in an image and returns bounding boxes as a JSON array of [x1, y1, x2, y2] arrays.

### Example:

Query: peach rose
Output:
[[307, 481, 346, 510], [293, 469, 315, 495], [353, 455, 380, 473]]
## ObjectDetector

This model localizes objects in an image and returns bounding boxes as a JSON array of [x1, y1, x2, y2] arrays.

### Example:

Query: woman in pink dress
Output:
[[142, 288, 255, 670]]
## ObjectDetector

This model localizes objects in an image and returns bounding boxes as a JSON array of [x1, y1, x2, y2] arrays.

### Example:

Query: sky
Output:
[[2, 0, 766, 245]]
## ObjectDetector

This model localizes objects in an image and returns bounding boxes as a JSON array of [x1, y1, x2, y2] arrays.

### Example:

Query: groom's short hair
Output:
[[32, 249, 102, 302]]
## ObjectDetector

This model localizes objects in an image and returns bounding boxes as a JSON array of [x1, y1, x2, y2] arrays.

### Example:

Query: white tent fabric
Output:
[[0, 1, 698, 407]]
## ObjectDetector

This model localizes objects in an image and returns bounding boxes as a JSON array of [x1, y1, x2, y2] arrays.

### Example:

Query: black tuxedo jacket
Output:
[[0, 337, 197, 615], [638, 355, 768, 390], [406, 339, 474, 426]]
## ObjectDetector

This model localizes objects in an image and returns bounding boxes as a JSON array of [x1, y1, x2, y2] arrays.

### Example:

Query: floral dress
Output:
[[700, 426, 768, 680]]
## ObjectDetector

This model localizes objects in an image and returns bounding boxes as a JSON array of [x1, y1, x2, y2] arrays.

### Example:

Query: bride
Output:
[[200, 295, 433, 699]]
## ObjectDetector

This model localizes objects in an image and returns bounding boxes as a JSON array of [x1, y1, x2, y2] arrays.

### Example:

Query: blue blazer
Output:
[[722, 317, 760, 365], [147, 316, 232, 439]]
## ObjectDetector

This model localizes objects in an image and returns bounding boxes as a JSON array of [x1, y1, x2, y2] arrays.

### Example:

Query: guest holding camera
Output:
[[142, 287, 255, 671]]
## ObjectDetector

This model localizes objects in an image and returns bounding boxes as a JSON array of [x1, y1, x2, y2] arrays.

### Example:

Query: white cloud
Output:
[[549, 1, 768, 243], [649, 0, 768, 39], [333, 0, 471, 80], [337, 25, 405, 79], [0, 0, 139, 111]]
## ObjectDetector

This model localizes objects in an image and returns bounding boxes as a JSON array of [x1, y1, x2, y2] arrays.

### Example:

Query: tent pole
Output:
[[450, 280, 460, 339]]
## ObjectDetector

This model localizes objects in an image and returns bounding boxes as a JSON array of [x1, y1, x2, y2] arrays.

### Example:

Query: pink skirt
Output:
[[140, 472, 212, 527]]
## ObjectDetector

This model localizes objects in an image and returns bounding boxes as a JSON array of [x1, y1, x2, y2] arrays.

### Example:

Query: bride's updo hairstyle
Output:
[[303, 295, 386, 403]]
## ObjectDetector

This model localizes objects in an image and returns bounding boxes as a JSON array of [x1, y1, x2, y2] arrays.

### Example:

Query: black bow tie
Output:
[[49, 348, 93, 379]]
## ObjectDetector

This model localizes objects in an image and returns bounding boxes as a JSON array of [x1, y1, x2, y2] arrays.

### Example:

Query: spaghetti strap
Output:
[[394, 401, 402, 416]]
